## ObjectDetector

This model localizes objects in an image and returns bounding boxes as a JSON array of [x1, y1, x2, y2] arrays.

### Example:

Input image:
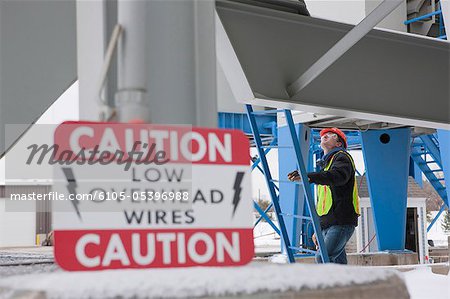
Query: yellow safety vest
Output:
[[316, 151, 360, 216]]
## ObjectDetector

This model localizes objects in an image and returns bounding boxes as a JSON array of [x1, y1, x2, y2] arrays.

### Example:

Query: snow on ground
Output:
[[253, 221, 281, 254], [0, 263, 399, 299], [402, 267, 450, 299], [0, 263, 59, 279], [428, 211, 450, 247]]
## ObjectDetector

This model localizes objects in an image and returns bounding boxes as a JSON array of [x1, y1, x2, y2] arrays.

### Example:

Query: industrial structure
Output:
[[0, 0, 449, 271]]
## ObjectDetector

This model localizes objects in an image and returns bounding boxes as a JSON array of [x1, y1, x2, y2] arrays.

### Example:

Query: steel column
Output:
[[409, 157, 423, 188], [361, 128, 411, 251]]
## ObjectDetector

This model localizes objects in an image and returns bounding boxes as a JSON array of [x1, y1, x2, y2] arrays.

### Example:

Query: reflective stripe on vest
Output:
[[316, 151, 360, 216]]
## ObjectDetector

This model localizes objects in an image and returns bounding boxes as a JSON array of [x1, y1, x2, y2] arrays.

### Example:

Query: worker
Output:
[[287, 127, 359, 264]]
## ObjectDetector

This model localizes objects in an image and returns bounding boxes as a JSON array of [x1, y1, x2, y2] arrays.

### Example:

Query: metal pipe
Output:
[[116, 0, 150, 122]]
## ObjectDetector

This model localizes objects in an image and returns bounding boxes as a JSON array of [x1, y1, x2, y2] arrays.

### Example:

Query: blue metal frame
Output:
[[218, 112, 276, 136], [245, 105, 295, 263], [361, 128, 411, 251], [427, 204, 447, 232], [404, 9, 442, 25], [245, 106, 329, 263], [404, 3, 446, 39], [284, 110, 329, 263], [411, 135, 448, 208], [437, 129, 450, 208], [219, 111, 448, 255]]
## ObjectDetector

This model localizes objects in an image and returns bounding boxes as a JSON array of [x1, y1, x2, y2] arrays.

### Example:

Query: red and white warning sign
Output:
[[52, 122, 253, 271]]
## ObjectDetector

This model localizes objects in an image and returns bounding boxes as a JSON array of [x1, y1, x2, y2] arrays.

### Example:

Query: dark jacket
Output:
[[307, 151, 359, 229]]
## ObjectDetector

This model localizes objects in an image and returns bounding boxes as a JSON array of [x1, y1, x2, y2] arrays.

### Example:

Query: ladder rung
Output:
[[418, 161, 436, 165], [429, 178, 441, 182], [260, 145, 293, 149], [251, 109, 285, 115], [425, 169, 443, 173], [289, 246, 317, 254], [271, 179, 303, 185], [280, 213, 312, 221], [294, 253, 316, 258]]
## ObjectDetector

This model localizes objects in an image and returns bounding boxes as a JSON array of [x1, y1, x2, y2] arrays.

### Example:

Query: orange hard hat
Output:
[[320, 127, 347, 148]]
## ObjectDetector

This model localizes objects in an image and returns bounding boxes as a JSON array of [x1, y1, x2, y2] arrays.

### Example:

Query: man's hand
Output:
[[287, 170, 302, 182], [312, 233, 318, 249]]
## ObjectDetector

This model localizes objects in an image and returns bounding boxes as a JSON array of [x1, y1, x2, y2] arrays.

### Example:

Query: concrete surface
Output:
[[256, 251, 419, 266]]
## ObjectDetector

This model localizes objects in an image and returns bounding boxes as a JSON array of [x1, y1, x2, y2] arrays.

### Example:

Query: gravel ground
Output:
[[0, 247, 57, 278]]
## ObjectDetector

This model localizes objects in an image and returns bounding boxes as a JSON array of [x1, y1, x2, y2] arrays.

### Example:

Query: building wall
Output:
[[0, 198, 36, 247], [357, 197, 428, 263]]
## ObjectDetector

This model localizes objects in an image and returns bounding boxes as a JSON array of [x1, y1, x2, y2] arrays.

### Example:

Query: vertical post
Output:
[[76, 0, 109, 120], [409, 157, 423, 188], [145, 0, 217, 126], [361, 128, 411, 251], [116, 0, 149, 122]]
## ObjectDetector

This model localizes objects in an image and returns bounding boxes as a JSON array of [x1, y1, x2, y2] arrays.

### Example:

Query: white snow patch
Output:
[[402, 267, 450, 299], [269, 254, 289, 264], [0, 264, 399, 299]]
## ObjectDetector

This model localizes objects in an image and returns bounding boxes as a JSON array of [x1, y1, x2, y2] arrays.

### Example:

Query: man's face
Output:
[[320, 132, 342, 152]]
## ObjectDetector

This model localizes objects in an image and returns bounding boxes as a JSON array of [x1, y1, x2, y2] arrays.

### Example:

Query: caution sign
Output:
[[52, 122, 253, 271]]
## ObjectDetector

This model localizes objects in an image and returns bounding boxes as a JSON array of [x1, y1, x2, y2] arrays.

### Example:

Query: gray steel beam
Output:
[[216, 0, 450, 130], [287, 0, 403, 96]]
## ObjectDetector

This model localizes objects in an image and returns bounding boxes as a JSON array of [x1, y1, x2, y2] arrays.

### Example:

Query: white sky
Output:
[[0, 82, 79, 185]]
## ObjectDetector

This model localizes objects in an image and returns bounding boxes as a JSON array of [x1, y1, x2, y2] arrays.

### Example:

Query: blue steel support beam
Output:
[[284, 111, 329, 262], [409, 157, 423, 188], [253, 201, 280, 235], [254, 202, 275, 228], [427, 204, 446, 232], [218, 112, 276, 136], [419, 135, 442, 167], [302, 147, 316, 249], [278, 124, 310, 252], [361, 128, 411, 251], [437, 129, 450, 206]]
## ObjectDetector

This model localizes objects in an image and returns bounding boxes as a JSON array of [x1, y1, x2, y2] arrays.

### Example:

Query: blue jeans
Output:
[[315, 225, 355, 264]]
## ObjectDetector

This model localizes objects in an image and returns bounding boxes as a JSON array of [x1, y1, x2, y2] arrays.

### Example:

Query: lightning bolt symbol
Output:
[[62, 167, 82, 220], [232, 172, 245, 217]]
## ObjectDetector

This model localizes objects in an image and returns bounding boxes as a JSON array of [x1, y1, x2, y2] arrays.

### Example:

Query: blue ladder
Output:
[[411, 134, 448, 231], [246, 104, 329, 263]]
